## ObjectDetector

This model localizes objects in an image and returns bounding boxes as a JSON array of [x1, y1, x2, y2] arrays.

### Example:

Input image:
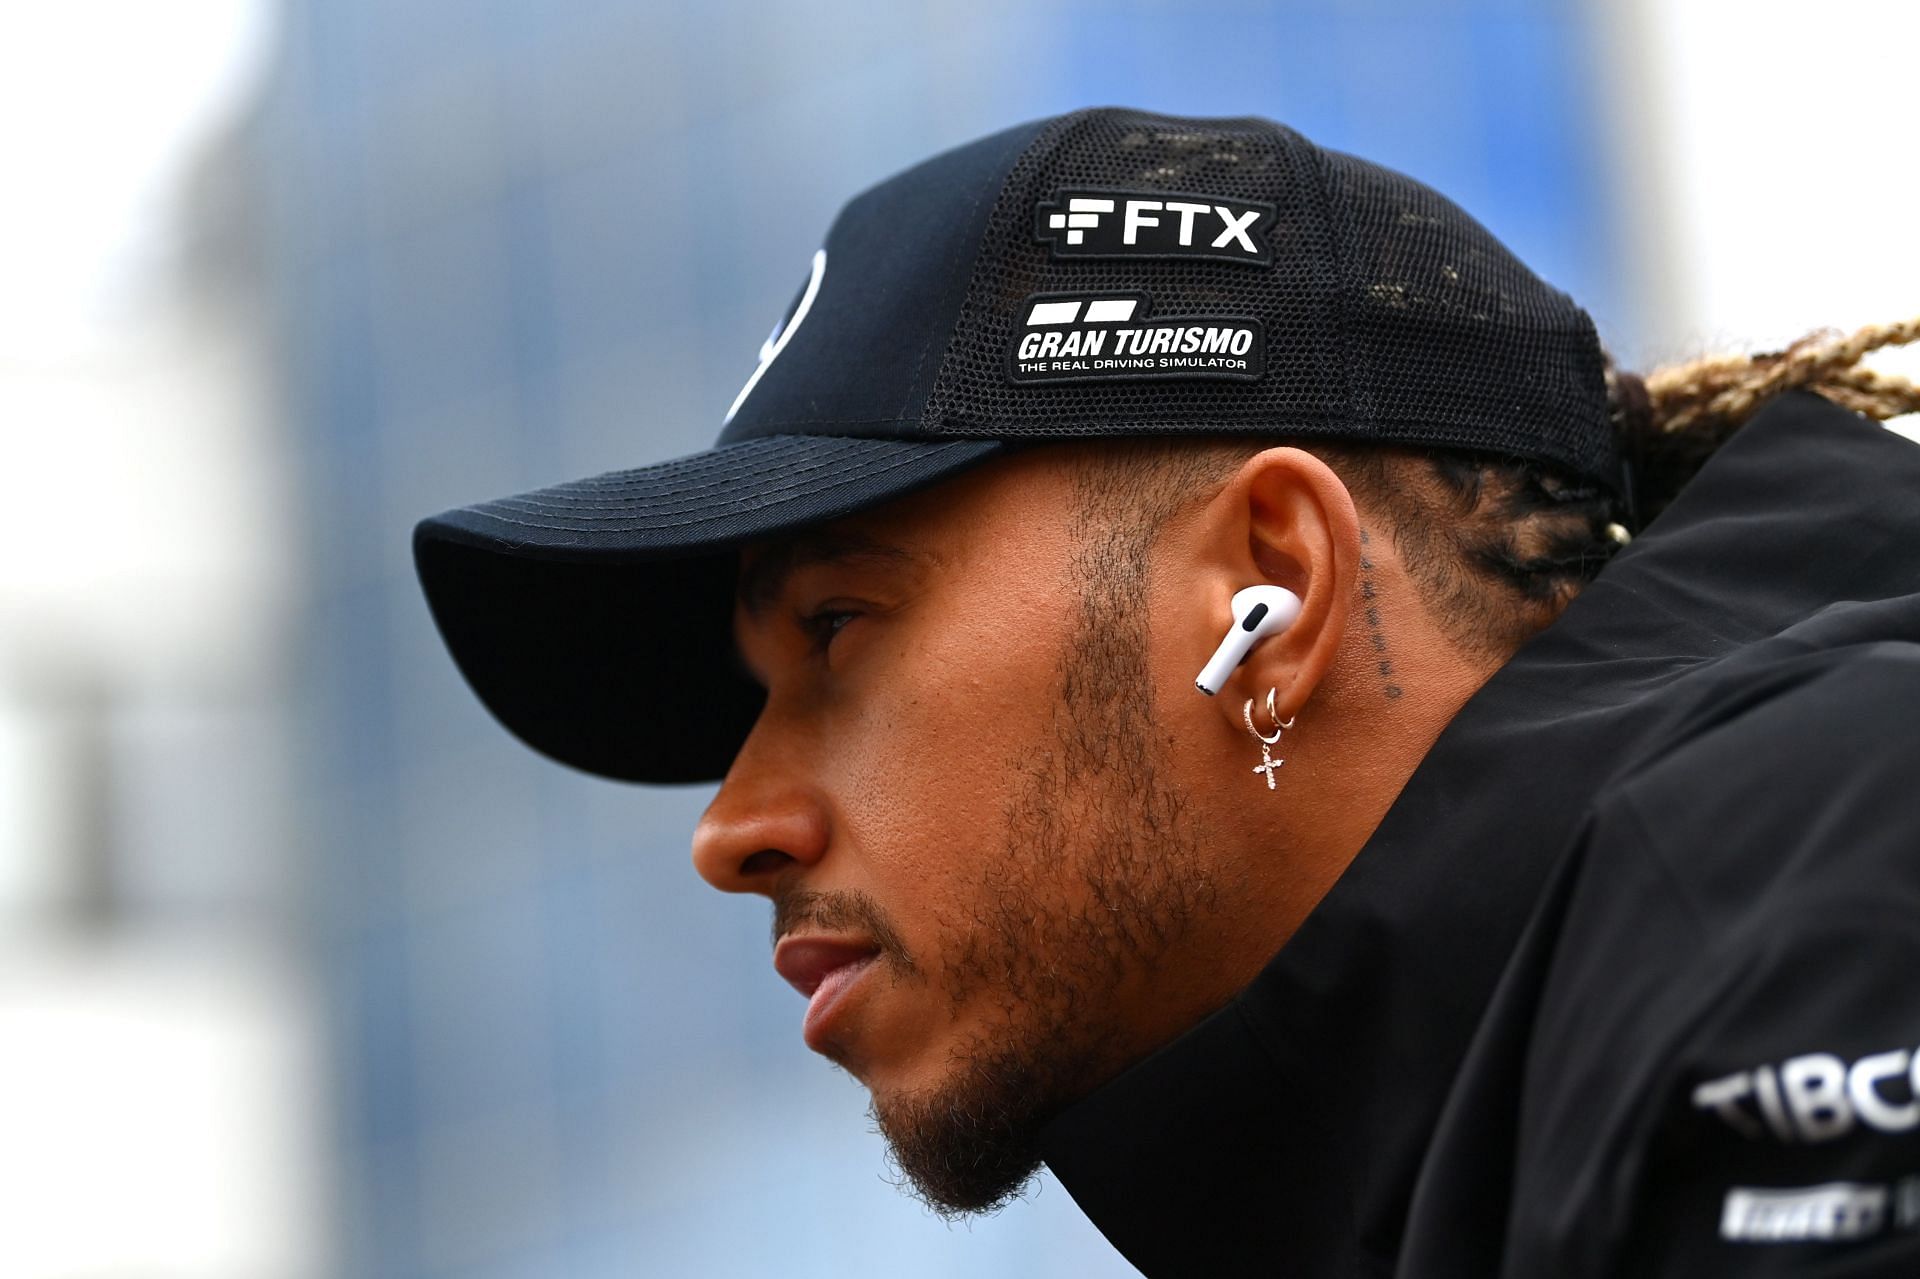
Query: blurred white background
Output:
[[0, 2, 1912, 1276], [0, 2, 323, 1275]]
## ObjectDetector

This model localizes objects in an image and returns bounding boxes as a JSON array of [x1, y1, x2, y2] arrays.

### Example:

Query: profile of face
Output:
[[691, 443, 1390, 1216]]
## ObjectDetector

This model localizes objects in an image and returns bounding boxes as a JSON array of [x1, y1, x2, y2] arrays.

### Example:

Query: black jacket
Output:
[[1038, 392, 1920, 1277]]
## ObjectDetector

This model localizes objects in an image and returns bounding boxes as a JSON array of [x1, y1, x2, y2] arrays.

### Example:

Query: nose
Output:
[[691, 741, 832, 897]]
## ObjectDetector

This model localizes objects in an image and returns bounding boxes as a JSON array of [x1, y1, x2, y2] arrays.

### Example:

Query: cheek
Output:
[[826, 579, 1072, 928]]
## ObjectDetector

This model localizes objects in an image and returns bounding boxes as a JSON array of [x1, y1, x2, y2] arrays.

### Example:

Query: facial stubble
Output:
[[869, 536, 1223, 1219]]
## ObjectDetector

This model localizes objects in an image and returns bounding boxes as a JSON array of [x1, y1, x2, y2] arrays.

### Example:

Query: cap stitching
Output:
[[451, 448, 983, 533], [489, 450, 901, 510], [485, 441, 982, 509]]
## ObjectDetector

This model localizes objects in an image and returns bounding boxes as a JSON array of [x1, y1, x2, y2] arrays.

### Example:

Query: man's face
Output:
[[692, 447, 1250, 1215]]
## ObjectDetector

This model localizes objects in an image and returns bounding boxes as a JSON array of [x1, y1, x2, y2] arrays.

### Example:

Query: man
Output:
[[413, 109, 1920, 1275]]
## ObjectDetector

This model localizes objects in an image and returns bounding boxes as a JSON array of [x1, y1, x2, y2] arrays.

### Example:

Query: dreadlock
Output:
[[1621, 316, 1920, 522], [1072, 315, 1920, 666]]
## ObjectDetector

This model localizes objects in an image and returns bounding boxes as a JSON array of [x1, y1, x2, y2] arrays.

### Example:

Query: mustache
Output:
[[772, 887, 917, 974]]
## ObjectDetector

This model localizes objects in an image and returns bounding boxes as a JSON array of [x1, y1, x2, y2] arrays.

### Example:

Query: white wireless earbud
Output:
[[1195, 585, 1302, 696]]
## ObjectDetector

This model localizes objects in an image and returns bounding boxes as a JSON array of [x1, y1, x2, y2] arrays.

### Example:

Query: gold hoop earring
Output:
[[1242, 688, 1295, 790]]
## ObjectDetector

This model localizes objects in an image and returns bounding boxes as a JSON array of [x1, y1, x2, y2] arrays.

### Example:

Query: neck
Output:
[[1233, 587, 1506, 979]]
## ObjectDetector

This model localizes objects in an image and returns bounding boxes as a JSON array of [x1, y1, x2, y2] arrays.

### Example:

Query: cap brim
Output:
[[413, 434, 1008, 783]]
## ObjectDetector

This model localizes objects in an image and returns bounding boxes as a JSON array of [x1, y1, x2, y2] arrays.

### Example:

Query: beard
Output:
[[866, 528, 1226, 1220]]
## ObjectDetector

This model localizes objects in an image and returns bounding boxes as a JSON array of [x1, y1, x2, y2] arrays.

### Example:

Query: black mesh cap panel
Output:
[[921, 108, 1618, 489], [1313, 146, 1613, 482]]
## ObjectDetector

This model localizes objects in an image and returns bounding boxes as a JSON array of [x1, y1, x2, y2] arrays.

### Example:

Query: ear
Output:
[[1191, 447, 1361, 723]]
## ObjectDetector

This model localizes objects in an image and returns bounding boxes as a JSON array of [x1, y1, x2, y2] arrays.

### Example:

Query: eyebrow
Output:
[[734, 530, 920, 617]]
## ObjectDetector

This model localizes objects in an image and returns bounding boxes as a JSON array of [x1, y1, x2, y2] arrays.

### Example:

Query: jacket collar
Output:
[[1036, 394, 1920, 1277]]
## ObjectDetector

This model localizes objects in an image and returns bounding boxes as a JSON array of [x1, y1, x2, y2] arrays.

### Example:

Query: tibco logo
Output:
[[1694, 1043, 1920, 1143], [1033, 189, 1275, 265]]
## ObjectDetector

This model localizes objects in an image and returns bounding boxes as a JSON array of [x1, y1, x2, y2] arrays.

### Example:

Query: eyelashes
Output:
[[799, 605, 861, 655]]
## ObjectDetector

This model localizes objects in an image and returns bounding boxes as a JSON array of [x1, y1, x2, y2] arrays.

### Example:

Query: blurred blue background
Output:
[[270, 4, 1614, 1274], [6, 1, 1912, 1276]]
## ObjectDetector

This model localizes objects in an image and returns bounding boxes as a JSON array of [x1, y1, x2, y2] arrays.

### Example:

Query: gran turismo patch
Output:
[[1006, 292, 1264, 385], [1033, 189, 1276, 265]]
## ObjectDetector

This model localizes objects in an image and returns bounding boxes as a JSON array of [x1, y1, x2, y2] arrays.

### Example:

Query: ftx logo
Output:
[[1034, 189, 1275, 266]]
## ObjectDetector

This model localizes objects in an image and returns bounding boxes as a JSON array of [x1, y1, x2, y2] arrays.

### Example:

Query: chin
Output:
[[843, 1034, 943, 1099], [862, 1040, 1058, 1220]]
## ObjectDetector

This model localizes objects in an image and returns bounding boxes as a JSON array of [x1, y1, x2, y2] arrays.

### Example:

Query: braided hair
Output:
[[1619, 316, 1920, 524], [1333, 315, 1920, 662], [1413, 313, 1920, 652], [1074, 316, 1920, 667]]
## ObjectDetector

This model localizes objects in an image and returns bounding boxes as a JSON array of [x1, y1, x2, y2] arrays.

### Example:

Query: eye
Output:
[[800, 605, 861, 655]]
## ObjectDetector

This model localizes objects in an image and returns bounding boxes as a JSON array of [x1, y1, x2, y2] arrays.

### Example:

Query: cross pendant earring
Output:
[[1253, 743, 1284, 789], [1243, 689, 1295, 792]]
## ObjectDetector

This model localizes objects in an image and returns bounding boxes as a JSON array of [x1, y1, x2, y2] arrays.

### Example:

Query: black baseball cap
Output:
[[413, 107, 1615, 785]]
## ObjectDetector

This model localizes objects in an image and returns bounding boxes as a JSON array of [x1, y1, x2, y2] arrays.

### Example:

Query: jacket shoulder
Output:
[[1609, 640, 1920, 916], [1500, 643, 1920, 1275]]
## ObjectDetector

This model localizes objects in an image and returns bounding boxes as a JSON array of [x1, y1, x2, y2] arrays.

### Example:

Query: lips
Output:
[[774, 936, 882, 1051]]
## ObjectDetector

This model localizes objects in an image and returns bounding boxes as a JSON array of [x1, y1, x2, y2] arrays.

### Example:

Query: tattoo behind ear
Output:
[[1358, 529, 1403, 700]]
